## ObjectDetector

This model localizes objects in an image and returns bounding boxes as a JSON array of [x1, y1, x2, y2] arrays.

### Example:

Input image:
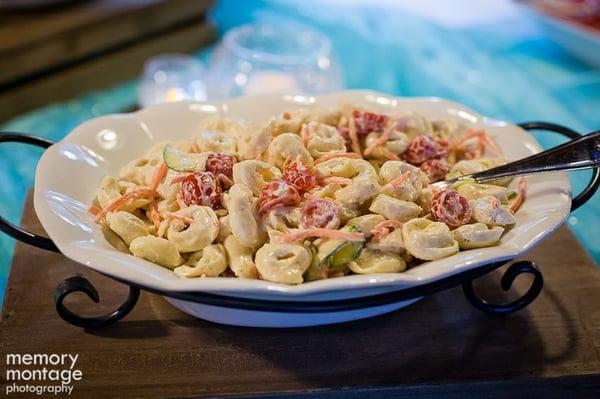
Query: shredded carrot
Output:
[[510, 177, 527, 213], [348, 117, 362, 156], [363, 120, 395, 156], [171, 173, 195, 184], [314, 152, 360, 164], [475, 138, 484, 158], [191, 140, 201, 153], [88, 205, 101, 216], [276, 228, 365, 243], [95, 189, 157, 222], [374, 220, 404, 230], [320, 176, 353, 186], [150, 162, 168, 190], [301, 123, 310, 147], [163, 212, 194, 224], [480, 134, 501, 155], [389, 171, 411, 188], [458, 129, 500, 158], [371, 220, 404, 240], [150, 204, 161, 231]]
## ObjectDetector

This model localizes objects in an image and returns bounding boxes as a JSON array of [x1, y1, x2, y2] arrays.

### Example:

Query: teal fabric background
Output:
[[1, 0, 598, 304]]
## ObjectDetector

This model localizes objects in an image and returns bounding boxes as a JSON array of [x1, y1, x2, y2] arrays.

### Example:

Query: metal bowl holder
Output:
[[1, 122, 598, 328]]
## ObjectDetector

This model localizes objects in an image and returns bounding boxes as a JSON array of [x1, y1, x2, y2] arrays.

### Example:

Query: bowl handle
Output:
[[0, 132, 59, 252], [518, 122, 600, 211]]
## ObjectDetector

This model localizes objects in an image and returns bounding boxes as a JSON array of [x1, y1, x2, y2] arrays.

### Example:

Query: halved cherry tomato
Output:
[[420, 158, 450, 183], [405, 135, 442, 165], [258, 179, 301, 214], [352, 110, 389, 136], [430, 189, 472, 227], [180, 171, 222, 209], [283, 160, 317, 192], [205, 153, 237, 179], [300, 198, 341, 230]]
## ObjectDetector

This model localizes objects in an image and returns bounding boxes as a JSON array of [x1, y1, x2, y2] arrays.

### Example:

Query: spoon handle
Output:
[[468, 130, 600, 183]]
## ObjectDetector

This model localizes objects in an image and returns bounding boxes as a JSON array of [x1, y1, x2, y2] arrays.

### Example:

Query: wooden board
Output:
[[0, 0, 216, 122], [1, 192, 600, 398], [0, 22, 215, 122], [0, 0, 214, 86]]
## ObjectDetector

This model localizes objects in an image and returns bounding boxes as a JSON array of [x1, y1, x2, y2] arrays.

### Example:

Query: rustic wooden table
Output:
[[1, 193, 600, 398]]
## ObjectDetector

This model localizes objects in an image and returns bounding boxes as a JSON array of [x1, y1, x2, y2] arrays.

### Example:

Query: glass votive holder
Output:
[[138, 54, 207, 108], [205, 22, 342, 99]]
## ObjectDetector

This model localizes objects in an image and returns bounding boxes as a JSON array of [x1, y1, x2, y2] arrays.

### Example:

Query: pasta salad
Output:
[[90, 105, 526, 284]]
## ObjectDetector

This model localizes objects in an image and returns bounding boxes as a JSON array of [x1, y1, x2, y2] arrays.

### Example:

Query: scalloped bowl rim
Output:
[[33, 90, 571, 301]]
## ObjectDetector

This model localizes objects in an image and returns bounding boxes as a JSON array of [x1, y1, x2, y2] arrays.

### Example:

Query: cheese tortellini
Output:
[[470, 196, 516, 227], [453, 223, 504, 249], [255, 243, 312, 284], [174, 244, 228, 278], [106, 211, 149, 245], [369, 194, 422, 222], [402, 218, 459, 260], [349, 248, 406, 274], [267, 133, 313, 169], [305, 121, 346, 158], [226, 184, 266, 248], [166, 206, 219, 252], [130, 236, 184, 268], [232, 160, 282, 196]]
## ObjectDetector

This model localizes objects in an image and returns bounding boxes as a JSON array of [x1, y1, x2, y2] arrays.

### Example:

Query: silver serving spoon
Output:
[[431, 130, 600, 191]]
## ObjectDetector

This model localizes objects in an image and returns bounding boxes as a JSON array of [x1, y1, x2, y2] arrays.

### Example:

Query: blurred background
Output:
[[0, 0, 599, 303]]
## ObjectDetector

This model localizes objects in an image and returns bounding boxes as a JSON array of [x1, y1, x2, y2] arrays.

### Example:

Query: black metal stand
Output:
[[0, 121, 598, 329]]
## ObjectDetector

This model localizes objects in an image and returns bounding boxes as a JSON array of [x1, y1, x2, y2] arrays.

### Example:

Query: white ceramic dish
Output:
[[33, 90, 571, 327]]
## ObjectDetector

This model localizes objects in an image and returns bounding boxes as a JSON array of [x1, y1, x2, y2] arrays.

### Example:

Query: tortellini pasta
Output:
[[364, 130, 410, 160], [347, 214, 385, 238], [402, 218, 459, 260], [223, 235, 258, 279], [166, 206, 219, 252], [369, 194, 422, 222], [267, 133, 313, 168], [456, 183, 508, 202], [470, 196, 516, 227], [367, 229, 406, 256], [174, 244, 228, 278], [447, 158, 511, 186], [130, 236, 184, 268], [453, 223, 504, 249], [196, 130, 237, 154], [306, 121, 346, 158], [120, 157, 162, 187], [255, 243, 312, 284], [106, 211, 149, 245], [232, 160, 282, 196], [98, 177, 150, 212], [349, 248, 406, 274], [226, 184, 266, 248]]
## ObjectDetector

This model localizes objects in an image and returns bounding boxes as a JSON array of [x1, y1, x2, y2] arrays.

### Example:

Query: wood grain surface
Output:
[[0, 0, 216, 122], [0, 22, 215, 121], [0, 0, 214, 86], [1, 193, 600, 398]]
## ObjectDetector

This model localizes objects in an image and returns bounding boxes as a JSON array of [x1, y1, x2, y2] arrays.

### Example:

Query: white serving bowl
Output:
[[33, 90, 571, 327]]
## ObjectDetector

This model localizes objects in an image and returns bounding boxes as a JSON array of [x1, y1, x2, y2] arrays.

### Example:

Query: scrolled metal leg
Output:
[[54, 276, 140, 328], [462, 261, 544, 314]]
